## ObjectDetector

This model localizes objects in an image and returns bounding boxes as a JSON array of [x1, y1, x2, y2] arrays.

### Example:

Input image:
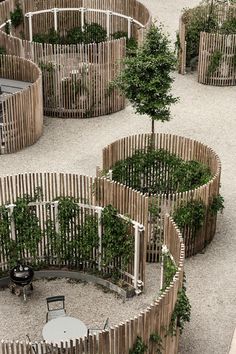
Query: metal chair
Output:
[[46, 295, 66, 322], [87, 317, 109, 336]]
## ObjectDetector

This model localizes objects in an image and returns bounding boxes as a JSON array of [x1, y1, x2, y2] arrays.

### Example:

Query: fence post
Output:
[[106, 11, 112, 38], [81, 7, 85, 31], [127, 17, 133, 39], [53, 8, 58, 32], [160, 245, 164, 289], [28, 12, 33, 42], [108, 169, 113, 180], [133, 223, 144, 294], [9, 20, 12, 36], [96, 206, 103, 271]]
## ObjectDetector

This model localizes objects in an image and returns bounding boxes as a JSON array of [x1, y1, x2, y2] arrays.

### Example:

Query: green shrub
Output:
[[172, 160, 212, 192], [183, 2, 236, 67], [0, 46, 6, 54], [112, 149, 212, 195], [101, 205, 133, 273], [209, 194, 224, 214], [161, 251, 178, 291], [173, 200, 206, 232], [33, 28, 61, 44], [66, 26, 84, 44], [207, 50, 223, 76], [184, 5, 218, 66], [112, 31, 138, 54], [220, 17, 236, 34], [10, 3, 23, 28], [129, 337, 148, 354], [5, 20, 10, 35], [33, 23, 107, 45], [33, 32, 48, 44], [168, 275, 191, 335], [82, 22, 107, 43]]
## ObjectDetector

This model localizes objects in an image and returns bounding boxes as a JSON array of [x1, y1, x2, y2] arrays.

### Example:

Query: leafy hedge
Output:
[[111, 148, 212, 195], [33, 23, 137, 51]]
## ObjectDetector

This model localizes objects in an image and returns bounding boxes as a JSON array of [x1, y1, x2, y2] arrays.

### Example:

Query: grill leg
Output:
[[23, 287, 27, 302]]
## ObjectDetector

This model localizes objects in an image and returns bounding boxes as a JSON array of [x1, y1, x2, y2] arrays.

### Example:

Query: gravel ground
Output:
[[0, 0, 236, 353], [0, 264, 160, 341]]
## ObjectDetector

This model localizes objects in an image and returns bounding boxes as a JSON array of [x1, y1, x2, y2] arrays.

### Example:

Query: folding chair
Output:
[[46, 295, 66, 322]]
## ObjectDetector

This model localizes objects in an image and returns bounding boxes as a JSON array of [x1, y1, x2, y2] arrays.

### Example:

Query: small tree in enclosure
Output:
[[114, 23, 178, 136]]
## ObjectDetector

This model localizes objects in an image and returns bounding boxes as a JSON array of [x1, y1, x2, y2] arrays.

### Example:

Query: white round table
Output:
[[42, 316, 87, 345]]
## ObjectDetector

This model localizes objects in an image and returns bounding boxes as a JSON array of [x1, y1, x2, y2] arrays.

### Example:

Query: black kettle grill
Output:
[[9, 263, 34, 301]]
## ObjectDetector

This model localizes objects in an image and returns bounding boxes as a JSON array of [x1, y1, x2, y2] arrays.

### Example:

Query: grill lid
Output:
[[10, 263, 34, 284]]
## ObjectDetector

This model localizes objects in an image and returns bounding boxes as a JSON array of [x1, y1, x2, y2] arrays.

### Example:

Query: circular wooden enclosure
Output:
[[0, 0, 151, 118], [0, 172, 184, 354], [0, 55, 43, 154], [178, 3, 236, 85], [98, 133, 222, 259]]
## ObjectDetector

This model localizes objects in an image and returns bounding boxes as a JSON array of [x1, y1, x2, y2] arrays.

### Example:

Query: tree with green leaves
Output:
[[114, 23, 178, 135]]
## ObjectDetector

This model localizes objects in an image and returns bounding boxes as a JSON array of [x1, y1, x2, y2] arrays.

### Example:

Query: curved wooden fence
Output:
[[0, 172, 149, 283], [198, 32, 236, 85], [0, 55, 43, 154], [98, 133, 221, 260], [0, 0, 152, 118], [0, 173, 184, 354], [178, 4, 236, 86]]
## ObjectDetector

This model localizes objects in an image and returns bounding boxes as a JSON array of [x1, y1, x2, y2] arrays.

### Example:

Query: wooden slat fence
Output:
[[0, 172, 149, 284], [198, 32, 236, 85], [0, 214, 184, 354], [19, 0, 151, 44], [0, 0, 151, 118], [99, 133, 221, 259], [178, 3, 236, 85], [0, 55, 43, 154], [0, 200, 145, 291]]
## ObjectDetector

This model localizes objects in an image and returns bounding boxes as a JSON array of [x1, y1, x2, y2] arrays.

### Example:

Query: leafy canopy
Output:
[[114, 23, 178, 128]]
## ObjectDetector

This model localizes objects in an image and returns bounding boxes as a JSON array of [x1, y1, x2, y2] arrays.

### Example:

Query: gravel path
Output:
[[0, 264, 160, 341], [0, 0, 236, 353]]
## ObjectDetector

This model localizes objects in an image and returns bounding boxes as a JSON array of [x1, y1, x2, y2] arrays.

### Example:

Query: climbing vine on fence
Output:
[[130, 333, 163, 354], [0, 188, 43, 266], [209, 194, 224, 214], [129, 336, 148, 354], [161, 246, 178, 291], [10, 3, 23, 28], [207, 50, 223, 76], [45, 197, 99, 267], [0, 194, 134, 281], [168, 274, 191, 336], [173, 199, 206, 235], [101, 204, 133, 277]]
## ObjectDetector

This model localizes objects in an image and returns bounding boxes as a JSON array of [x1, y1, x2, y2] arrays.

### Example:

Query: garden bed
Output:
[[0, 172, 185, 354], [0, 0, 151, 118], [178, 1, 236, 85], [99, 133, 222, 259]]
